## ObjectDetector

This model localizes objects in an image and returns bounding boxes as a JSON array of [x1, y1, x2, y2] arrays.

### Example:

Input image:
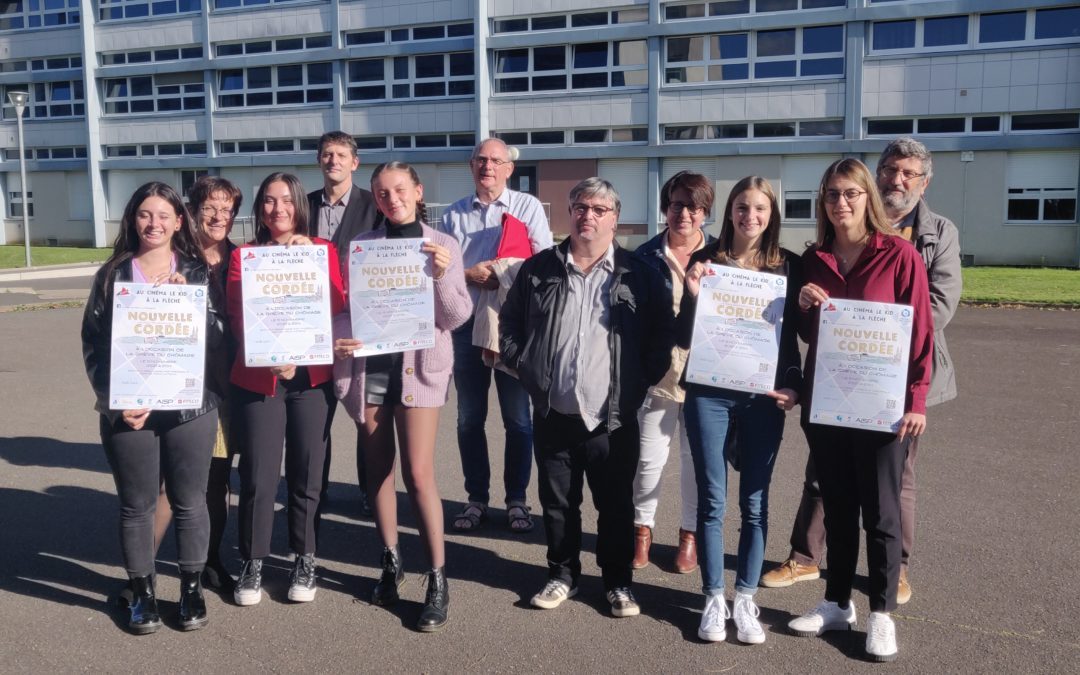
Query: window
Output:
[[219, 63, 332, 108], [972, 116, 1001, 133], [104, 72, 204, 114], [492, 130, 579, 146], [382, 21, 472, 41], [4, 146, 86, 160], [917, 117, 965, 134], [9, 190, 32, 218], [782, 156, 835, 221], [98, 0, 198, 21], [2, 81, 85, 120], [219, 139, 312, 154], [0, 0, 78, 30], [493, 8, 646, 33], [664, 0, 841, 20], [666, 33, 749, 83], [495, 42, 646, 94], [873, 20, 915, 51], [571, 127, 648, 145], [101, 47, 201, 66], [1035, 7, 1080, 40], [345, 30, 385, 46], [666, 25, 842, 84], [346, 52, 474, 102], [213, 0, 306, 8], [1006, 153, 1078, 224], [924, 15, 968, 47], [978, 11, 1025, 44], [664, 120, 834, 142], [355, 136, 386, 150], [215, 35, 330, 57], [867, 119, 914, 136], [1011, 113, 1080, 132], [105, 143, 206, 157]]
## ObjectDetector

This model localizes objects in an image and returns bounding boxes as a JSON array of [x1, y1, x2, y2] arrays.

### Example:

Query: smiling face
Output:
[[825, 175, 869, 240], [877, 155, 928, 217], [134, 195, 182, 253], [260, 180, 298, 242], [371, 168, 424, 225], [318, 142, 360, 189], [729, 188, 772, 252], [665, 187, 706, 239], [198, 191, 236, 246], [470, 139, 514, 196]]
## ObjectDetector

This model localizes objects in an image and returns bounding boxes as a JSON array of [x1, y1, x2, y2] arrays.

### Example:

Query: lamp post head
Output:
[[7, 90, 29, 116]]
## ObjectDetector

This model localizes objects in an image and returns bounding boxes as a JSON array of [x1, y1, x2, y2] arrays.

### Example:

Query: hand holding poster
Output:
[[240, 245, 333, 367], [348, 238, 435, 357], [109, 282, 207, 410], [684, 264, 787, 394], [809, 298, 912, 432]]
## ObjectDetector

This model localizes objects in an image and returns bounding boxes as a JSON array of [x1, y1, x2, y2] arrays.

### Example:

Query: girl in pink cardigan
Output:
[[333, 161, 471, 632]]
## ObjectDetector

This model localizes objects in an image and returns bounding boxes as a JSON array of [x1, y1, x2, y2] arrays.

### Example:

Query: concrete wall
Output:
[[2, 170, 93, 245], [538, 159, 595, 237]]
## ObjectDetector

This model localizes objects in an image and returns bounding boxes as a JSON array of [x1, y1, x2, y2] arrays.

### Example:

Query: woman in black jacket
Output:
[[82, 181, 224, 634], [678, 176, 802, 645]]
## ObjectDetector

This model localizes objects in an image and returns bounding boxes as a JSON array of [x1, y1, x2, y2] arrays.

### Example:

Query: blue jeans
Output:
[[452, 319, 533, 505], [684, 387, 784, 596]]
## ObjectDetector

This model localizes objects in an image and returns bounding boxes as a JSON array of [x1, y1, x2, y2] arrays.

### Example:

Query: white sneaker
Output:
[[530, 579, 578, 609], [697, 594, 729, 642], [788, 599, 856, 637], [732, 593, 766, 644], [865, 611, 898, 662]]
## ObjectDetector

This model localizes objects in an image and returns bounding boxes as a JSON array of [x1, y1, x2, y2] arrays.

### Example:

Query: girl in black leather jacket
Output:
[[81, 181, 224, 635]]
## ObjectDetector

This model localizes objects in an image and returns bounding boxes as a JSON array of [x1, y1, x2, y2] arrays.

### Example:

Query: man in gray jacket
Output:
[[761, 137, 961, 605]]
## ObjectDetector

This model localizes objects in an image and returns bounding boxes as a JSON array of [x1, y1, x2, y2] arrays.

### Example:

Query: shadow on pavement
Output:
[[0, 437, 109, 474]]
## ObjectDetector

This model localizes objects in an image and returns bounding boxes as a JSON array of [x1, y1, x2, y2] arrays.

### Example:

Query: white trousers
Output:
[[633, 394, 697, 532]]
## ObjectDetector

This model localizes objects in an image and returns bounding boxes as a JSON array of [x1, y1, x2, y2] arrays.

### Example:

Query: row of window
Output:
[[664, 0, 844, 21], [492, 7, 647, 34], [495, 128, 648, 146], [665, 119, 843, 141], [218, 133, 476, 154], [216, 34, 330, 57], [871, 7, 1080, 53], [0, 0, 78, 30], [0, 55, 81, 73], [867, 113, 1080, 136], [666, 25, 844, 84], [1, 81, 84, 120], [494, 42, 648, 94], [344, 22, 472, 46], [346, 53, 473, 102], [104, 142, 206, 158], [104, 73, 204, 114], [101, 46, 202, 66], [3, 146, 86, 160]]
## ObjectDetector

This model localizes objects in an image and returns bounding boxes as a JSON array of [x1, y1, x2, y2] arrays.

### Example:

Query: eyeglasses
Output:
[[571, 203, 615, 218], [822, 189, 867, 204], [471, 156, 510, 167], [878, 165, 926, 182], [668, 201, 704, 215], [199, 206, 234, 218]]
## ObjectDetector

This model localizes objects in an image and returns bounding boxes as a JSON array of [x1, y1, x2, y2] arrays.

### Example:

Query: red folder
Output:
[[496, 213, 533, 259]]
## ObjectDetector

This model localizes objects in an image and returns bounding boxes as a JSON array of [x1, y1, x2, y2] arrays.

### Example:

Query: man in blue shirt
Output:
[[439, 138, 553, 534]]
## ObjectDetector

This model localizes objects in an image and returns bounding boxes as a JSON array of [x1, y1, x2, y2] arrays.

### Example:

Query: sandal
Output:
[[452, 502, 487, 532], [507, 502, 534, 534]]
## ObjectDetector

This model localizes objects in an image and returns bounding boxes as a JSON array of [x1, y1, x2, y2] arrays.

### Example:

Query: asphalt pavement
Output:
[[0, 299, 1077, 673]]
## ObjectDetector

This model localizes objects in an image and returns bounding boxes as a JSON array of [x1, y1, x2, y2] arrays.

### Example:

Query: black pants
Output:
[[534, 410, 639, 591], [804, 423, 909, 613], [234, 370, 335, 560], [100, 410, 217, 577]]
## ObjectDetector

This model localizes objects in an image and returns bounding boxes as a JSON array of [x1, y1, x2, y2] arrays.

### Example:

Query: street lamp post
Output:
[[7, 90, 30, 268]]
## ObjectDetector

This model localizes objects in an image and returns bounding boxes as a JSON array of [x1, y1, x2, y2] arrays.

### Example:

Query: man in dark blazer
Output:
[[308, 130, 383, 522]]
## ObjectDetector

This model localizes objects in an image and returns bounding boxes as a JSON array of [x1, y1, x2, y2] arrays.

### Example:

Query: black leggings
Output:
[[101, 410, 217, 577], [234, 370, 335, 560]]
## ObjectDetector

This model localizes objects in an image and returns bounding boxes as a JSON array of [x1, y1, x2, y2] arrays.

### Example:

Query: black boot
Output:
[[202, 557, 235, 594], [417, 567, 449, 632], [178, 570, 208, 631], [371, 546, 404, 606], [128, 575, 161, 635]]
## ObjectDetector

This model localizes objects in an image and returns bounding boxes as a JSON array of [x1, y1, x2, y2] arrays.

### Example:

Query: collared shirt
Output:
[[316, 187, 353, 241], [548, 245, 615, 431], [439, 188, 553, 305], [650, 229, 707, 402]]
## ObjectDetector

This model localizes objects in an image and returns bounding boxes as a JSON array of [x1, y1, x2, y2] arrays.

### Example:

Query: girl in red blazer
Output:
[[226, 172, 345, 607]]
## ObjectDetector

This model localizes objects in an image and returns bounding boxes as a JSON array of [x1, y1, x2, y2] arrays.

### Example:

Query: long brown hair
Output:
[[370, 161, 429, 225], [814, 158, 894, 247], [103, 181, 202, 283], [712, 176, 784, 271], [253, 172, 309, 244]]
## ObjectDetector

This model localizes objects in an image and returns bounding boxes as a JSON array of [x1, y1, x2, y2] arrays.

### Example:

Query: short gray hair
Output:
[[879, 136, 933, 180], [568, 177, 621, 215], [471, 137, 510, 161]]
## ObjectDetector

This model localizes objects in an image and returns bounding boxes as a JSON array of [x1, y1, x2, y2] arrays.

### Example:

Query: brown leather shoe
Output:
[[897, 567, 912, 605], [673, 529, 698, 574], [760, 558, 820, 588], [632, 525, 652, 569]]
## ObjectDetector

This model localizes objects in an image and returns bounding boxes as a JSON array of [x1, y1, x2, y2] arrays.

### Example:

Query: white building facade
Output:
[[1, 0, 1078, 265]]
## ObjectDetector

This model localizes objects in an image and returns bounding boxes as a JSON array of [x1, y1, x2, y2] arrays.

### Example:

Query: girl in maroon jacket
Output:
[[226, 172, 346, 607], [786, 159, 932, 663]]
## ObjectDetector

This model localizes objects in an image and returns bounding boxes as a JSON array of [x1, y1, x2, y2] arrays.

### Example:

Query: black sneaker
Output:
[[288, 553, 317, 603], [233, 559, 263, 607]]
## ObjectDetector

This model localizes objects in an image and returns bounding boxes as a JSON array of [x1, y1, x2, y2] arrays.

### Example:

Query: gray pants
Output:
[[101, 410, 217, 577]]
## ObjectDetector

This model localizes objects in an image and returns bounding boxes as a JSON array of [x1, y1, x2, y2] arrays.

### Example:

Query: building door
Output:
[[510, 165, 537, 196]]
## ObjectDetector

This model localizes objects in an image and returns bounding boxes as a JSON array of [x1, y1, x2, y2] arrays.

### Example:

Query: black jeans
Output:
[[234, 370, 335, 560], [804, 423, 909, 613], [100, 410, 217, 577], [534, 410, 639, 591]]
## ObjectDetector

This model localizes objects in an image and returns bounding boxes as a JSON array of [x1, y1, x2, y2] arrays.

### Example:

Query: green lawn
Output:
[[0, 245, 110, 268], [962, 267, 1080, 305]]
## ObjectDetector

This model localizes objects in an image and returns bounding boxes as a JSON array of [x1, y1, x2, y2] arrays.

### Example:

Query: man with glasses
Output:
[[440, 138, 553, 535], [762, 138, 961, 605], [499, 178, 674, 618], [307, 131, 384, 520]]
